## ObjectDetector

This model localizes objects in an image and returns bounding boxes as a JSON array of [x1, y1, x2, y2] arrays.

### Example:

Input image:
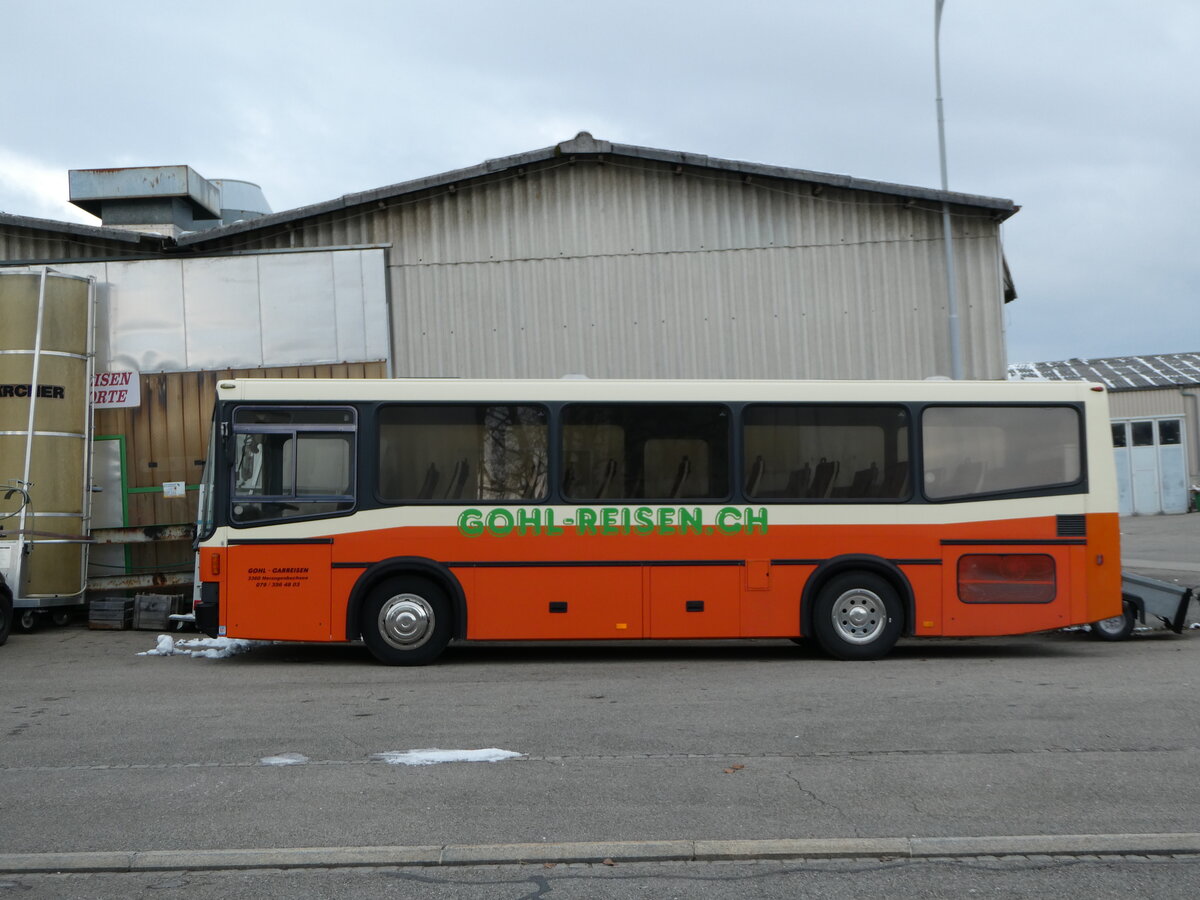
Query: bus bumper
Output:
[[195, 582, 220, 638]]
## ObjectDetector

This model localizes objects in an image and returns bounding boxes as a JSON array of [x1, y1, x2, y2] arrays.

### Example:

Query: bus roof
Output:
[[215, 377, 1107, 405]]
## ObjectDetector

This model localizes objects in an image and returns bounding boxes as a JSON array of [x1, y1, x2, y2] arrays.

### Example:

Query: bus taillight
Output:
[[957, 554, 1056, 604]]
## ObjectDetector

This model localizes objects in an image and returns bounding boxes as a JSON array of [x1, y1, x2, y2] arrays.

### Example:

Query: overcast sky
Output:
[[3, 1, 1196, 365]]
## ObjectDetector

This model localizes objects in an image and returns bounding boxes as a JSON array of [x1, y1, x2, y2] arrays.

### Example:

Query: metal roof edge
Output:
[[597, 136, 1018, 214], [0, 211, 153, 245], [175, 143, 566, 245], [177, 133, 1019, 247], [1105, 383, 1190, 394]]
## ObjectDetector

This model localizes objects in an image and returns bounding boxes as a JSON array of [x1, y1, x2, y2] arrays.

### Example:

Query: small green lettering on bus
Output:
[[518, 507, 557, 535], [679, 507, 702, 535], [488, 508, 514, 536], [455, 506, 768, 537], [458, 508, 485, 536], [716, 507, 741, 534]]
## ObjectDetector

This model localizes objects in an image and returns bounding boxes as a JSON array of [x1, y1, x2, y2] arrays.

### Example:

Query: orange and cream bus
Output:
[[192, 378, 1122, 664]]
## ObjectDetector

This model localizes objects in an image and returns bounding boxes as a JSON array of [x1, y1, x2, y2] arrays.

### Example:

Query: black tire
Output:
[[0, 589, 12, 647], [811, 571, 904, 661], [16, 609, 37, 633], [1091, 600, 1136, 641], [360, 576, 452, 666]]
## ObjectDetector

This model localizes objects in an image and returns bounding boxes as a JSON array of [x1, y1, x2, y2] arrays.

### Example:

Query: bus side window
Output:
[[445, 458, 470, 500], [562, 404, 729, 502], [921, 406, 1082, 500], [880, 461, 909, 497], [742, 404, 909, 502], [377, 404, 548, 503]]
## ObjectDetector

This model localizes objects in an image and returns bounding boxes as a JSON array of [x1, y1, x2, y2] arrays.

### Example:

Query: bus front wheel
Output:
[[362, 577, 452, 666], [811, 572, 903, 661]]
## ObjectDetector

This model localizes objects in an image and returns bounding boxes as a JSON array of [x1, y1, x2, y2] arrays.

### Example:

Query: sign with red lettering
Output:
[[91, 371, 141, 409]]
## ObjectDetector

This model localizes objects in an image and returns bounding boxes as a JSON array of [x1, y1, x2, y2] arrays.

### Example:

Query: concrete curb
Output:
[[2, 833, 1199, 874]]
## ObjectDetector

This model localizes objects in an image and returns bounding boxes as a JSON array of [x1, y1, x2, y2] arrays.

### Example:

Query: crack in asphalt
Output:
[[783, 770, 861, 837]]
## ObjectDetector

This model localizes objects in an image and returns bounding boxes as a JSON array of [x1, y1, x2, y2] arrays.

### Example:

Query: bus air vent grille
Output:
[[1056, 515, 1087, 537]]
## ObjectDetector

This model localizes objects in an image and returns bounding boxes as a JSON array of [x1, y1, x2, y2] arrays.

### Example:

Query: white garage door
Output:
[[1112, 418, 1188, 515]]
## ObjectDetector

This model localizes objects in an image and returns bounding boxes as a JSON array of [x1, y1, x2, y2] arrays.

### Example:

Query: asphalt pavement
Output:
[[1, 512, 1198, 896], [1119, 512, 1200, 585]]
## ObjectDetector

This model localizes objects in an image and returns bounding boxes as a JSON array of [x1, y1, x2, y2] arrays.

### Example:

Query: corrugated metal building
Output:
[[1010, 353, 1200, 515], [1, 133, 1022, 597], [169, 132, 1020, 381], [3, 133, 1020, 382]]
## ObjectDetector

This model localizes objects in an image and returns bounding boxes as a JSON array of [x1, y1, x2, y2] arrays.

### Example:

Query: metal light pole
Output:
[[935, 0, 964, 379]]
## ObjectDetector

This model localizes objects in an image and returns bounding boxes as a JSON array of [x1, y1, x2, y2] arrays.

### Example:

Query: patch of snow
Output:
[[370, 748, 523, 766], [140, 634, 179, 656], [138, 634, 264, 659], [260, 752, 310, 766]]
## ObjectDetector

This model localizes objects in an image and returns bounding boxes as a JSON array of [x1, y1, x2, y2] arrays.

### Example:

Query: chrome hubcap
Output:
[[378, 593, 434, 650], [831, 588, 886, 644]]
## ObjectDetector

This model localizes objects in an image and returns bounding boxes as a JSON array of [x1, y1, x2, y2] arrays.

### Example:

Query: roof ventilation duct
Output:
[[68, 166, 270, 237], [208, 179, 271, 226]]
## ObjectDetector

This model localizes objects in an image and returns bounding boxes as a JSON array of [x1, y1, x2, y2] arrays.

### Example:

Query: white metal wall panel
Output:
[[192, 160, 1009, 380], [258, 252, 339, 363], [182, 255, 264, 368], [47, 249, 389, 372], [105, 258, 190, 372], [332, 251, 369, 364]]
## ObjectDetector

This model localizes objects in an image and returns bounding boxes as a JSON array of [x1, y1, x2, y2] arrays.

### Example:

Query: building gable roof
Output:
[[1008, 352, 1200, 391], [175, 132, 1020, 248]]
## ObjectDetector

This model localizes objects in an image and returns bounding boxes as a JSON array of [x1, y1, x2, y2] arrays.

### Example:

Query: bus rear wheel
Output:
[[811, 572, 903, 661], [362, 577, 452, 666]]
